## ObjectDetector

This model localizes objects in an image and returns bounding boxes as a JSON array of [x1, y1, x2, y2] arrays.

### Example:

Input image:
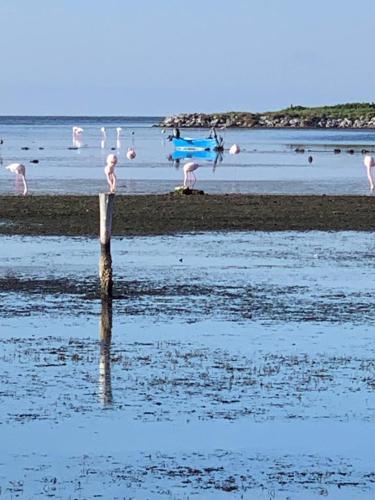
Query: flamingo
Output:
[[183, 161, 199, 188], [364, 155, 375, 190], [72, 126, 83, 139], [126, 147, 136, 160], [104, 153, 118, 193], [229, 144, 240, 155], [72, 126, 84, 148], [6, 163, 28, 195]]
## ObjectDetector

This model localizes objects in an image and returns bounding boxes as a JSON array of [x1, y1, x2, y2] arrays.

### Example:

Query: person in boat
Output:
[[167, 127, 181, 142]]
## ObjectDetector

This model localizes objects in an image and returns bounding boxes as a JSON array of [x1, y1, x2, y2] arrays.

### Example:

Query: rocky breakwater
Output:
[[158, 112, 375, 129]]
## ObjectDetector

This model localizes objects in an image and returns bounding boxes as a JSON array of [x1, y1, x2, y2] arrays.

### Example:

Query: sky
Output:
[[0, 0, 374, 116]]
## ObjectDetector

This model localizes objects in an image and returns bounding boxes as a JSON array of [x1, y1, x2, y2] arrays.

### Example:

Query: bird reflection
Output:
[[115, 128, 122, 150], [99, 297, 113, 406], [211, 152, 223, 173], [100, 127, 107, 149]]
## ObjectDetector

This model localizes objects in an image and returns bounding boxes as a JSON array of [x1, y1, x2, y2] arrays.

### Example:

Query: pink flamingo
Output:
[[72, 126, 84, 148], [6, 163, 28, 195], [364, 155, 375, 190], [104, 154, 118, 193], [229, 144, 241, 155], [183, 161, 199, 188], [126, 147, 136, 160]]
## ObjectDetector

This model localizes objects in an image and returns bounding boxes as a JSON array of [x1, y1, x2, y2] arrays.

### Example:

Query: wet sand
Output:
[[1, 194, 375, 235]]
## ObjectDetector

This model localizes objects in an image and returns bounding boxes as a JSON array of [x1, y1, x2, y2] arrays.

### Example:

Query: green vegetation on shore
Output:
[[160, 102, 375, 128], [266, 102, 375, 119], [218, 103, 375, 120]]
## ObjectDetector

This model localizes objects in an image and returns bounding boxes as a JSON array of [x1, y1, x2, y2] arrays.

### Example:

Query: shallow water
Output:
[[1, 231, 375, 498], [0, 117, 375, 195]]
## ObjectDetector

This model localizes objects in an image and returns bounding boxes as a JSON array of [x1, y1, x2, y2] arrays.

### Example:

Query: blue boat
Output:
[[172, 136, 224, 152]]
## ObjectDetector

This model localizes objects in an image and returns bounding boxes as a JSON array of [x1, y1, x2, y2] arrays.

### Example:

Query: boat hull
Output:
[[172, 137, 222, 151]]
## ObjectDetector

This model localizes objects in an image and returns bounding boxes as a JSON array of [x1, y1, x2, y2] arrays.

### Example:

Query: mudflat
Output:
[[0, 194, 375, 236]]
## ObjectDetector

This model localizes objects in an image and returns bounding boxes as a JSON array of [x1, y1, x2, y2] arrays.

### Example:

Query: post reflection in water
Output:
[[99, 297, 113, 406]]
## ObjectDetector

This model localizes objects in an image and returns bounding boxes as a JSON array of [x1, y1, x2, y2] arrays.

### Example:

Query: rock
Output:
[[157, 111, 375, 130]]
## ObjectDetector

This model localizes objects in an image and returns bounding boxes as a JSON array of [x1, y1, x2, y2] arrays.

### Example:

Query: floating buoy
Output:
[[126, 147, 136, 160], [229, 144, 241, 155]]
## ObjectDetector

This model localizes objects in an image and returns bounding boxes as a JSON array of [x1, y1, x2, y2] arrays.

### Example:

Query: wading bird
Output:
[[6, 163, 28, 195], [104, 154, 118, 193], [126, 147, 136, 160], [72, 126, 84, 148], [364, 155, 375, 190], [229, 144, 240, 155], [183, 161, 199, 188]]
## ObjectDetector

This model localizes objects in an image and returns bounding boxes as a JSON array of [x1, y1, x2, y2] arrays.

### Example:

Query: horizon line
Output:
[[0, 114, 165, 118]]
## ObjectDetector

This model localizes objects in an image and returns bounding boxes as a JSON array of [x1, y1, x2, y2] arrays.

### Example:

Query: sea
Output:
[[0, 116, 375, 195]]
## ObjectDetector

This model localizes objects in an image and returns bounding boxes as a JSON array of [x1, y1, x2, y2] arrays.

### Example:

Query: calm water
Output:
[[1, 231, 375, 498], [0, 116, 375, 194]]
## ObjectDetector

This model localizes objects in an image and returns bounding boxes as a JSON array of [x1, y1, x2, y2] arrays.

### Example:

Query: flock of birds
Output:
[[2, 126, 243, 195], [4, 128, 375, 194], [2, 126, 139, 196]]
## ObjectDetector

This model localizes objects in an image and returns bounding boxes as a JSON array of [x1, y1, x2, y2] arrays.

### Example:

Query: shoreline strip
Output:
[[0, 194, 374, 236]]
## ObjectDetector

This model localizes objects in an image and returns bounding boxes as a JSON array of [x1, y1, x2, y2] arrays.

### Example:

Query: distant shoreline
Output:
[[1, 194, 375, 236], [158, 103, 375, 129]]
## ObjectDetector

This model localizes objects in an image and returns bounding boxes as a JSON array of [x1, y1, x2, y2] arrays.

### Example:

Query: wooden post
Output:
[[99, 193, 115, 298], [99, 297, 113, 406], [99, 193, 115, 405]]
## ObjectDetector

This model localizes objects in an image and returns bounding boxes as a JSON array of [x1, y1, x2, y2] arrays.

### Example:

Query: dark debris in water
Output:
[[1, 335, 375, 425], [0, 275, 374, 324], [1, 451, 374, 498]]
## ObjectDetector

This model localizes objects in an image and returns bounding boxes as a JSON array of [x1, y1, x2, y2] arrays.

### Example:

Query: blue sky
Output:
[[0, 0, 374, 115]]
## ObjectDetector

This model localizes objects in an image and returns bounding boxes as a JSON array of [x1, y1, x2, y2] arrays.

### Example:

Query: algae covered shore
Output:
[[0, 194, 375, 236]]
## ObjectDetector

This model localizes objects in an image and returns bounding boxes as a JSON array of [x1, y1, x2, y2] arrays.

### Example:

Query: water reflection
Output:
[[168, 150, 223, 172], [99, 297, 113, 406]]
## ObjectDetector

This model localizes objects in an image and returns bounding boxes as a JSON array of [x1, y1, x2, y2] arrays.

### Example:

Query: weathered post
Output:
[[99, 297, 113, 406], [99, 193, 115, 297]]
